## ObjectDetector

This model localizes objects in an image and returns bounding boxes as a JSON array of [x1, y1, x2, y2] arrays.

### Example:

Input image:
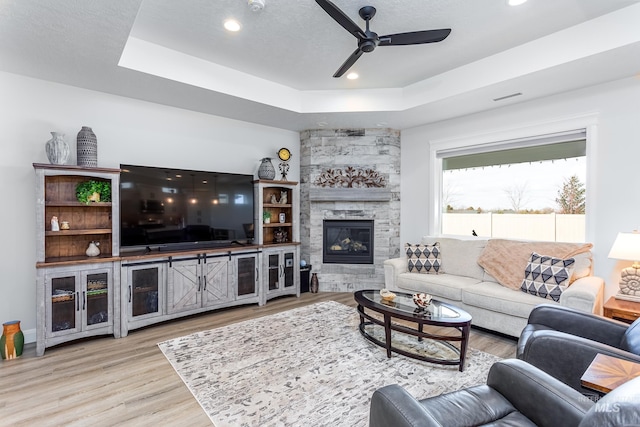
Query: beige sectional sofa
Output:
[[383, 236, 605, 337]]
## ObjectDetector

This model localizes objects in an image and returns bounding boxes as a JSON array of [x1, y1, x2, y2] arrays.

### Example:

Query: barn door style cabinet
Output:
[[34, 164, 121, 356], [254, 180, 300, 303], [166, 253, 232, 314]]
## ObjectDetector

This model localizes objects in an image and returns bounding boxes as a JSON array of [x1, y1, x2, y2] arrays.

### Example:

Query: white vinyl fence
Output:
[[442, 213, 585, 242]]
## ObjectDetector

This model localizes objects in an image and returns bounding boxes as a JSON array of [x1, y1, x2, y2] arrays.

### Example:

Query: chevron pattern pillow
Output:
[[520, 252, 575, 301], [406, 243, 441, 274]]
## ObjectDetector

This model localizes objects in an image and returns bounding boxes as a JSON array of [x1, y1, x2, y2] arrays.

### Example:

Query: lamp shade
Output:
[[608, 232, 640, 261]]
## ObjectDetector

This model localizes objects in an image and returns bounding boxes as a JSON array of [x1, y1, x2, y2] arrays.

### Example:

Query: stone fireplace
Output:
[[300, 128, 401, 292], [323, 219, 374, 265]]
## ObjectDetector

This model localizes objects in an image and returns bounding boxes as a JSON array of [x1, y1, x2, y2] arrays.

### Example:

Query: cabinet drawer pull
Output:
[[198, 276, 202, 292], [128, 285, 132, 303], [255, 267, 259, 282], [82, 291, 86, 310], [76, 292, 80, 311], [203, 276, 207, 291]]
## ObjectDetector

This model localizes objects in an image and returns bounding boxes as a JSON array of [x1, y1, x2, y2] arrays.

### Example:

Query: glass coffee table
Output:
[[354, 290, 472, 371]]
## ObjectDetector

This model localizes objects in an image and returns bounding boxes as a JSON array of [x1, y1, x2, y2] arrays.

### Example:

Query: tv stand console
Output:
[[34, 166, 301, 355], [119, 246, 263, 337]]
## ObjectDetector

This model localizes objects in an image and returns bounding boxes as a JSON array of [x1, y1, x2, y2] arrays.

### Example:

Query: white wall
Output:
[[402, 77, 640, 300], [0, 71, 299, 340]]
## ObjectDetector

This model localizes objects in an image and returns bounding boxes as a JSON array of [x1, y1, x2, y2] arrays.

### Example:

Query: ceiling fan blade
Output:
[[379, 29, 451, 46], [315, 0, 366, 39], [333, 48, 364, 78]]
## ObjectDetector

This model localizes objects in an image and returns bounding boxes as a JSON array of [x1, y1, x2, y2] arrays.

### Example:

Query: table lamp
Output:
[[608, 231, 640, 302]]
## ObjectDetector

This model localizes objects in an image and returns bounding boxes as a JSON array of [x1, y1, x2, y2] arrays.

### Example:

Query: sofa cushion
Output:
[[405, 243, 441, 274], [520, 252, 575, 302], [396, 273, 480, 301], [421, 236, 487, 280], [463, 281, 553, 319], [570, 252, 592, 283]]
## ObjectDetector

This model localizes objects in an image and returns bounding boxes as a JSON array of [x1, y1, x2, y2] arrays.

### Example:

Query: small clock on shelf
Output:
[[277, 147, 291, 162], [277, 148, 291, 180]]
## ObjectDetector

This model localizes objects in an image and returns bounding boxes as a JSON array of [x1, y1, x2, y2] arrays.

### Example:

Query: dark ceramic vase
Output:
[[258, 158, 276, 180], [310, 273, 319, 293], [77, 126, 98, 167]]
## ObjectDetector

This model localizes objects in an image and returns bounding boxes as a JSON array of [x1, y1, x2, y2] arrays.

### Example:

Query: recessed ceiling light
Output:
[[224, 19, 241, 32], [346, 72, 359, 80], [508, 0, 527, 5]]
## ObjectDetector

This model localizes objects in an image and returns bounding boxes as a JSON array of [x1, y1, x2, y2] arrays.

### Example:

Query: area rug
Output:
[[158, 301, 502, 426]]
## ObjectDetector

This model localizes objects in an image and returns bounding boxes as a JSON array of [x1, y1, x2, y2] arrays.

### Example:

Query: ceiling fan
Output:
[[315, 0, 451, 78]]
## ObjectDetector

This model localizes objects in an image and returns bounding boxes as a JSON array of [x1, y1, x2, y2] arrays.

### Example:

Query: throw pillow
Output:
[[406, 243, 441, 274], [520, 252, 575, 302]]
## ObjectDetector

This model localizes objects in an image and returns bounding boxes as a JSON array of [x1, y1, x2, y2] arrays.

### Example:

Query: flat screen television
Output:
[[119, 164, 255, 251]]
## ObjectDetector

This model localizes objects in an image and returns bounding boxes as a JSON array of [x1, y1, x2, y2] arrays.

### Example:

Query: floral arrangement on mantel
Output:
[[314, 166, 386, 188]]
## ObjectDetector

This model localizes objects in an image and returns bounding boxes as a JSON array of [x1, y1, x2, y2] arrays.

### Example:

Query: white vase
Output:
[[86, 241, 100, 257], [45, 132, 70, 165]]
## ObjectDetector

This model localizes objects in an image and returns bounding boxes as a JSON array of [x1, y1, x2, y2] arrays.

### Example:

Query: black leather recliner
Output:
[[369, 358, 640, 427], [517, 303, 640, 396]]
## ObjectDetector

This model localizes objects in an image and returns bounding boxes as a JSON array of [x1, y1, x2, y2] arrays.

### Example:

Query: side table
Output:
[[603, 296, 640, 324], [581, 353, 640, 394]]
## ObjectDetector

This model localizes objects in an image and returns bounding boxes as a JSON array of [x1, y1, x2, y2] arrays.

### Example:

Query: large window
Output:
[[437, 130, 587, 242]]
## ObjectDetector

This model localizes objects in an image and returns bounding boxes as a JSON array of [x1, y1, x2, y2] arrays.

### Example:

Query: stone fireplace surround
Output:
[[300, 128, 401, 293]]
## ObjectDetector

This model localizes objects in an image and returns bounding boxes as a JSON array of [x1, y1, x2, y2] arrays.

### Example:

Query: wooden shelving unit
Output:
[[256, 181, 298, 246], [253, 179, 300, 303], [34, 163, 121, 264], [34, 163, 122, 356]]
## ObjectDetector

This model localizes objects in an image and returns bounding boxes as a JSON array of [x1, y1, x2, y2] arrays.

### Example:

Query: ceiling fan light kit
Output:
[[315, 0, 451, 78]]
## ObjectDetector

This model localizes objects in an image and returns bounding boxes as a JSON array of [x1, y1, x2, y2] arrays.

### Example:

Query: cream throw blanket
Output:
[[477, 239, 593, 290]]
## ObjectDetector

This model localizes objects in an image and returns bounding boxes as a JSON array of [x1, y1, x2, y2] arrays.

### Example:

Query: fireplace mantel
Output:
[[308, 187, 391, 202]]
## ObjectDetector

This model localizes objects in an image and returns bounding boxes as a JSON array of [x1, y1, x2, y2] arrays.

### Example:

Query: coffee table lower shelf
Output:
[[355, 298, 471, 372]]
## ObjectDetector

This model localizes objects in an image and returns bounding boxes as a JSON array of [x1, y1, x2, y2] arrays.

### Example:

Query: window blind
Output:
[[439, 130, 586, 171]]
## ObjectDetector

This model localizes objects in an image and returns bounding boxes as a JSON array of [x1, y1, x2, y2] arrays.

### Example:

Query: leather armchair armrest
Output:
[[488, 359, 592, 427], [369, 384, 437, 427], [383, 257, 408, 292], [527, 304, 627, 347], [520, 330, 640, 394]]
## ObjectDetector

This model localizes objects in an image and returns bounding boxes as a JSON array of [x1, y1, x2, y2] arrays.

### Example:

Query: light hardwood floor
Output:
[[1, 292, 516, 426]]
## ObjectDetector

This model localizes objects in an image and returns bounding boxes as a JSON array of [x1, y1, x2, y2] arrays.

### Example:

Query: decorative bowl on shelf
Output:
[[412, 293, 432, 309], [379, 289, 396, 301]]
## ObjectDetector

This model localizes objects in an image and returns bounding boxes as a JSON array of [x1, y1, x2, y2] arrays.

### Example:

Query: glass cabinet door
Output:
[[50, 275, 78, 334], [131, 267, 159, 317], [86, 272, 109, 326], [237, 256, 257, 296], [284, 252, 294, 288], [268, 254, 280, 290]]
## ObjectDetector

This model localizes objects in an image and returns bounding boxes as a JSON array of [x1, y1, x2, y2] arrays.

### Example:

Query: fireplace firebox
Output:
[[323, 220, 374, 264]]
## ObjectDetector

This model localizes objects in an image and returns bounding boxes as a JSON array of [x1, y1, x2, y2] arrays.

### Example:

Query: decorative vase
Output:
[[86, 241, 100, 257], [1, 320, 24, 360], [310, 273, 319, 293], [258, 157, 276, 180], [77, 126, 98, 167], [45, 132, 70, 165]]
